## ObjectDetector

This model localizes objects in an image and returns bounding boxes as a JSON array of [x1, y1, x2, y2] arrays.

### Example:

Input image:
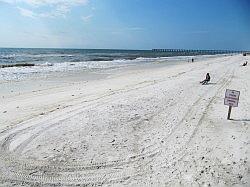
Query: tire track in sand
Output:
[[150, 67, 235, 177], [0, 64, 235, 186]]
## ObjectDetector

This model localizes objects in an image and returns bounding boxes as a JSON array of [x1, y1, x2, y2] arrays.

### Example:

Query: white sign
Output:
[[224, 89, 240, 107]]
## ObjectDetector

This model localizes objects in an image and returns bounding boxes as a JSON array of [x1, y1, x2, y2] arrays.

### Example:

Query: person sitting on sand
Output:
[[242, 61, 248, 66], [200, 73, 210, 85]]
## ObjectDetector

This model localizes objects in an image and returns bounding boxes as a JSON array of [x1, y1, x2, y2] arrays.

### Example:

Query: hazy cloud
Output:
[[81, 14, 93, 22], [1, 0, 89, 18], [17, 7, 36, 18], [109, 27, 144, 35], [126, 27, 144, 31]]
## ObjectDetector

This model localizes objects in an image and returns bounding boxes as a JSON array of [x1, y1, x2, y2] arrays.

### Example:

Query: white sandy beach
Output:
[[0, 55, 249, 186]]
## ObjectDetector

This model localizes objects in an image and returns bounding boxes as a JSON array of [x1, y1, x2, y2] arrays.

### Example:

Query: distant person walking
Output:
[[200, 73, 210, 85]]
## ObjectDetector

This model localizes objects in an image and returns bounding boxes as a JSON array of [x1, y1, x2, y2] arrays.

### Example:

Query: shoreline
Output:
[[0, 54, 229, 99], [0, 53, 230, 82]]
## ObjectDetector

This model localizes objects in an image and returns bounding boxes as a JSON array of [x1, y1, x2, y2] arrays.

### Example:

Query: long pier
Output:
[[152, 49, 249, 55]]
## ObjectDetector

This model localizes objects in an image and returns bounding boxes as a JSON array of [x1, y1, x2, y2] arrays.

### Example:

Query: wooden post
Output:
[[227, 106, 232, 120]]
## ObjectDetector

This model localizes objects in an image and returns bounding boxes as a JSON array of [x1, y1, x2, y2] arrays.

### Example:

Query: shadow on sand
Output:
[[230, 119, 250, 122], [201, 82, 217, 85]]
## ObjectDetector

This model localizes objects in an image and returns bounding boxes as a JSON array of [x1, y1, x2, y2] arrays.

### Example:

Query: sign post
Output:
[[227, 106, 232, 120], [224, 89, 240, 120]]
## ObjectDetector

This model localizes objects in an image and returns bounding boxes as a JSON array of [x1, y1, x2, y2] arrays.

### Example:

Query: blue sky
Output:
[[0, 0, 249, 50]]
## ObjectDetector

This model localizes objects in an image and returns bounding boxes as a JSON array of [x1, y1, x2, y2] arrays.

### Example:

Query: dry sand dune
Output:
[[0, 55, 249, 186]]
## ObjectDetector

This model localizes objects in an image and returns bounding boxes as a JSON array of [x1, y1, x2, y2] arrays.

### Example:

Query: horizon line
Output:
[[0, 47, 249, 52]]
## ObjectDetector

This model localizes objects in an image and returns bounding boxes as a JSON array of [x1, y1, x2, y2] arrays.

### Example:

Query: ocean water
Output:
[[0, 48, 225, 81]]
